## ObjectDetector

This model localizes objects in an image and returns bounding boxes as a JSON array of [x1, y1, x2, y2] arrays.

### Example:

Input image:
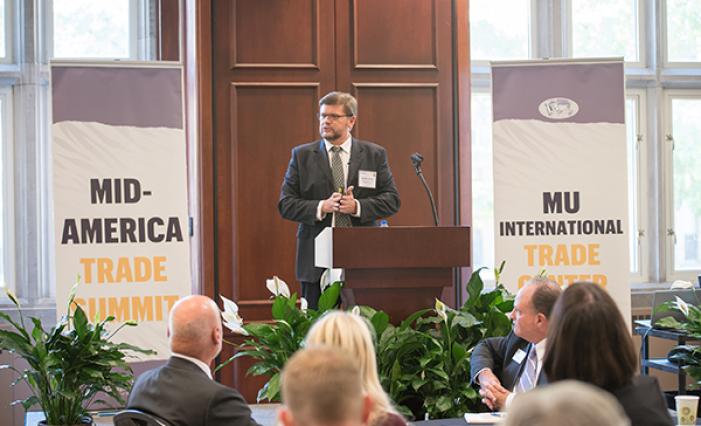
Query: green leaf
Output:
[[435, 395, 453, 413], [451, 342, 467, 364], [318, 282, 341, 312], [72, 303, 89, 335], [19, 395, 40, 411], [400, 309, 432, 329], [257, 372, 281, 402], [271, 296, 288, 320], [370, 311, 390, 337], [451, 313, 478, 330], [655, 316, 684, 330], [465, 268, 486, 307]]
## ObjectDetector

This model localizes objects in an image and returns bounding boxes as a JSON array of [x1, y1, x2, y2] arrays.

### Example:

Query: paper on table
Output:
[[464, 412, 506, 424]]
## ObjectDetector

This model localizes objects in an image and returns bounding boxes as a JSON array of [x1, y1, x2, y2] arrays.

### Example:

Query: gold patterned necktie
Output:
[[331, 146, 352, 227]]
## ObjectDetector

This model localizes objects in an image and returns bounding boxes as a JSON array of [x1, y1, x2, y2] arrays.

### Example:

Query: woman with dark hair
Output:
[[543, 282, 673, 426]]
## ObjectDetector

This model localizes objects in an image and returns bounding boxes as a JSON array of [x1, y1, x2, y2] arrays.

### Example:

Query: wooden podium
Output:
[[315, 226, 470, 322]]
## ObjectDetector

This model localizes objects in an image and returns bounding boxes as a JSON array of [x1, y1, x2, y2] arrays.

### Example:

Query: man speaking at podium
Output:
[[278, 92, 400, 309]]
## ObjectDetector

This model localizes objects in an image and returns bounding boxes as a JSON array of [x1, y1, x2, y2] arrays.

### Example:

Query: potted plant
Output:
[[368, 264, 514, 419], [656, 295, 701, 388], [0, 285, 154, 425], [218, 276, 342, 402], [223, 267, 514, 420]]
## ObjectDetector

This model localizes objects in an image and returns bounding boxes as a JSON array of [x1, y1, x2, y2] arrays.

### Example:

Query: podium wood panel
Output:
[[331, 226, 470, 268], [318, 226, 470, 323]]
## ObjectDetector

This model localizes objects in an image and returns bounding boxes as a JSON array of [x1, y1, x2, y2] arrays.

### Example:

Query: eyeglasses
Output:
[[317, 113, 352, 121]]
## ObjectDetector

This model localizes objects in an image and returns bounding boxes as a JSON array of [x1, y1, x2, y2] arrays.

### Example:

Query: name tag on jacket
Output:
[[512, 349, 527, 364], [358, 170, 377, 188]]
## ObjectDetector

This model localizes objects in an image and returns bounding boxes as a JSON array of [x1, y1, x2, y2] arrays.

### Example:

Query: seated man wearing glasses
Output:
[[278, 91, 401, 309]]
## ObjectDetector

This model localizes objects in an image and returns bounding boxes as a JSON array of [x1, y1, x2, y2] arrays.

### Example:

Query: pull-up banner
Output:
[[491, 59, 630, 319], [51, 63, 190, 359]]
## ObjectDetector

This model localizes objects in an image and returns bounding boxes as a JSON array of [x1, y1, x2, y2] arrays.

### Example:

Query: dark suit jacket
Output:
[[469, 331, 547, 390], [612, 375, 673, 426], [127, 357, 260, 426], [278, 138, 400, 282]]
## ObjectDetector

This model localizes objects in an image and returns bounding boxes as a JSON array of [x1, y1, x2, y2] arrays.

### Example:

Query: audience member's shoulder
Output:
[[615, 374, 663, 396], [372, 412, 407, 426]]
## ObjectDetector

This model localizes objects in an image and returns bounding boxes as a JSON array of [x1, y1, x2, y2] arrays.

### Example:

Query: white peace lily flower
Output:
[[319, 269, 331, 293], [220, 295, 248, 335], [300, 297, 308, 312], [266, 276, 291, 298], [351, 305, 361, 316], [674, 296, 690, 317], [435, 299, 448, 322]]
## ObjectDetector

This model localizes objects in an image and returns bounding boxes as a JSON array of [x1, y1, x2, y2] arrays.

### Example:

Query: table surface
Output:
[[28, 407, 700, 426], [26, 404, 281, 426]]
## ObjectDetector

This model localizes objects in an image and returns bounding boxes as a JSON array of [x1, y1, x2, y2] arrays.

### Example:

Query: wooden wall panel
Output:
[[232, 0, 319, 68], [230, 84, 320, 307], [353, 0, 437, 68], [337, 0, 455, 226], [352, 85, 439, 226]]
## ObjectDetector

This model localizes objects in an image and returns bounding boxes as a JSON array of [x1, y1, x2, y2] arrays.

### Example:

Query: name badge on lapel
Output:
[[512, 349, 527, 364], [358, 170, 377, 189]]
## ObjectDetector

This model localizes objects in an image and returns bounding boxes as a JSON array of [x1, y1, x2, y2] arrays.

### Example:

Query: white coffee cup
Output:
[[675, 395, 699, 425]]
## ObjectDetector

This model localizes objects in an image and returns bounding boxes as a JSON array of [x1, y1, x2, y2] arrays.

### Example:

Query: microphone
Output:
[[410, 153, 423, 174], [409, 152, 439, 226]]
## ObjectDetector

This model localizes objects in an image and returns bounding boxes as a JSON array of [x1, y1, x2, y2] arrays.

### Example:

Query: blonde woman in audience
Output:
[[305, 311, 407, 426], [504, 380, 630, 426]]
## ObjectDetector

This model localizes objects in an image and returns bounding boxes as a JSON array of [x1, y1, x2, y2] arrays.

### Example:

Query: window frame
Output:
[[661, 0, 701, 68], [0, 85, 14, 297], [663, 90, 701, 282], [564, 0, 647, 68], [625, 89, 648, 283], [469, 85, 497, 287]]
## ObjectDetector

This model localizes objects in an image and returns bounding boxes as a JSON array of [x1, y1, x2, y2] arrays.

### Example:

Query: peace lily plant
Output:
[[218, 266, 515, 420], [0, 284, 154, 425], [218, 276, 341, 402], [655, 292, 701, 388]]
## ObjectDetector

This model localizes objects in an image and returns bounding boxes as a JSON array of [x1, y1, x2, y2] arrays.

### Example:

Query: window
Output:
[[52, 0, 134, 59], [0, 2, 176, 307], [469, 0, 532, 63], [470, 1, 701, 285], [666, 94, 701, 279], [664, 0, 701, 64], [0, 0, 11, 63], [625, 91, 647, 281], [49, 0, 160, 61], [568, 0, 643, 65]]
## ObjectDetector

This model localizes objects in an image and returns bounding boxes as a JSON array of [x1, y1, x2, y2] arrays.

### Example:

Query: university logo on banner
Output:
[[51, 64, 191, 359], [491, 59, 630, 320]]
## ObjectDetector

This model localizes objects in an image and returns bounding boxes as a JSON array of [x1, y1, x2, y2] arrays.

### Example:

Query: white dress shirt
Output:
[[171, 352, 212, 380], [505, 338, 547, 408]]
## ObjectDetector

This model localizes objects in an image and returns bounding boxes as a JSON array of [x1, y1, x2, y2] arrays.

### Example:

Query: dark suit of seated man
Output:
[[470, 276, 561, 411], [127, 295, 260, 426]]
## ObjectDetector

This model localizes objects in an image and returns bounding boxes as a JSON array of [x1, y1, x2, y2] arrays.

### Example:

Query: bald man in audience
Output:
[[127, 295, 260, 426], [279, 346, 373, 426]]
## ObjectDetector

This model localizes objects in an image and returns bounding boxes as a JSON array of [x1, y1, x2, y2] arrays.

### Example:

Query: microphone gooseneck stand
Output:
[[410, 153, 439, 227]]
